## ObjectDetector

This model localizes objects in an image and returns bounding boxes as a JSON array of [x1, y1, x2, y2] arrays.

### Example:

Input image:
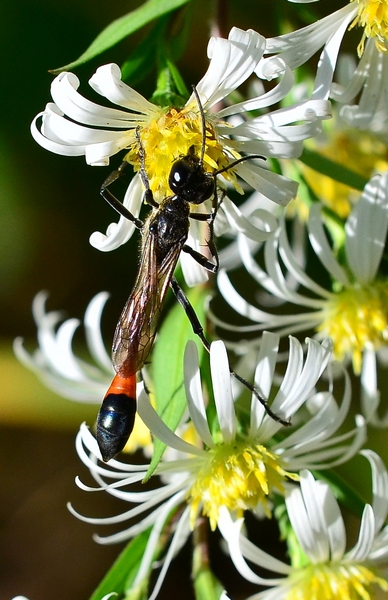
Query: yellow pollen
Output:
[[301, 129, 388, 219], [124, 103, 239, 202], [287, 562, 388, 600], [350, 0, 388, 55], [317, 281, 388, 373], [188, 441, 298, 531], [122, 413, 152, 454]]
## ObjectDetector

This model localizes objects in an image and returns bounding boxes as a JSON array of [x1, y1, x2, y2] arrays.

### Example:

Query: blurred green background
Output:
[[1, 1, 386, 599]]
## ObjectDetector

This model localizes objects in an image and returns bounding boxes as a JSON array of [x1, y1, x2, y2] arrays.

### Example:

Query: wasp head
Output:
[[169, 145, 215, 204]]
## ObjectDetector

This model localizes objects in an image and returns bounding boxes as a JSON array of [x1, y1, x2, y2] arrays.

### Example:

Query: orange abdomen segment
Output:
[[96, 374, 137, 462]]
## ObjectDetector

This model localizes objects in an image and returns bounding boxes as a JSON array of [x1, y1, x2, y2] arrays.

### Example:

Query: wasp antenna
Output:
[[135, 126, 150, 192], [215, 154, 267, 177], [191, 85, 207, 166]]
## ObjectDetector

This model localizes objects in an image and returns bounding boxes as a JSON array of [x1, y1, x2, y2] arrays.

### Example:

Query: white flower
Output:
[[266, 1, 388, 130], [14, 291, 112, 402], [218, 450, 388, 600], [14, 291, 152, 453], [70, 334, 364, 599], [31, 27, 331, 270], [216, 172, 388, 424]]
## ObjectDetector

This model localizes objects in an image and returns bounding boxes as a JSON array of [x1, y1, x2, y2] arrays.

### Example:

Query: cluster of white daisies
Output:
[[16, 2, 388, 599]]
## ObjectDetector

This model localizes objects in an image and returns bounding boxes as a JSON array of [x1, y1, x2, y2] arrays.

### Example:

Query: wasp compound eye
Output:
[[169, 156, 215, 204]]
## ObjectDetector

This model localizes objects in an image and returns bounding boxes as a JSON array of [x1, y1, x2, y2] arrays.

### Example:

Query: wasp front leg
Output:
[[188, 194, 223, 273], [100, 161, 144, 229]]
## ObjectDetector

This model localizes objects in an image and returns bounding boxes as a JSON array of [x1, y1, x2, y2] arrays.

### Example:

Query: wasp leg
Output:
[[169, 277, 290, 427], [182, 244, 218, 273], [189, 212, 212, 221], [187, 190, 223, 272], [100, 161, 144, 229], [206, 187, 226, 272], [170, 277, 211, 352]]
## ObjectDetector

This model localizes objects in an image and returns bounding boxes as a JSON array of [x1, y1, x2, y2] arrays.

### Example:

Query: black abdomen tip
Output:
[[96, 393, 136, 462]]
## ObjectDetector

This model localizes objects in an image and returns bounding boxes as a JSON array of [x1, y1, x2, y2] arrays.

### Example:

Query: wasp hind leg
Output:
[[169, 277, 290, 427], [181, 244, 218, 274]]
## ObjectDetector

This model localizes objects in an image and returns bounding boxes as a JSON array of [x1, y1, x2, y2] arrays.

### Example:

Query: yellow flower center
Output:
[[124, 103, 239, 202], [123, 413, 152, 454], [317, 281, 388, 373], [350, 0, 388, 55], [302, 129, 388, 219], [188, 441, 298, 530], [287, 562, 388, 600]]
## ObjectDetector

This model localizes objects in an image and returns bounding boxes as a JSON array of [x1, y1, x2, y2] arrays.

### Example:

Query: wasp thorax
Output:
[[169, 148, 215, 204]]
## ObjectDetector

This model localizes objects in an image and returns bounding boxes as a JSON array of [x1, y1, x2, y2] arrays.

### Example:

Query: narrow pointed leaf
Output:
[[88, 527, 152, 600], [51, 0, 191, 73]]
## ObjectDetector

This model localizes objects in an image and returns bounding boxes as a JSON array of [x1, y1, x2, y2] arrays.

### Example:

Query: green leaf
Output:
[[88, 527, 152, 600], [120, 23, 160, 84], [120, 10, 190, 90], [193, 567, 224, 600], [299, 148, 368, 192], [145, 285, 207, 480], [51, 0, 191, 74], [150, 60, 188, 107]]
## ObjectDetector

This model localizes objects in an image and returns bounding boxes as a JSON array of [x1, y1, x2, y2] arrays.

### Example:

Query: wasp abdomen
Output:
[[96, 374, 136, 462]]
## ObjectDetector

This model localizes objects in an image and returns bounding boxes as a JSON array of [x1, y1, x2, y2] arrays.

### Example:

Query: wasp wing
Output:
[[112, 231, 182, 377]]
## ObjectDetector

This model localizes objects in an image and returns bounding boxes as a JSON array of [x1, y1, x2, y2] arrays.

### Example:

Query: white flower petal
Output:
[[147, 506, 191, 600], [218, 509, 289, 583], [31, 107, 89, 157], [51, 71, 137, 127], [277, 222, 333, 301], [266, 5, 356, 71], [76, 424, 147, 475], [222, 201, 278, 243], [301, 471, 332, 561], [235, 162, 298, 206], [89, 63, 158, 115], [322, 481, 347, 561], [308, 204, 349, 286], [210, 341, 236, 443], [250, 331, 280, 435], [41, 102, 125, 145], [360, 348, 388, 426], [346, 504, 375, 561], [137, 388, 205, 457], [285, 481, 318, 560], [345, 173, 388, 283], [127, 496, 187, 566], [274, 337, 332, 419], [216, 269, 322, 333], [195, 27, 265, 108], [180, 220, 209, 287], [184, 341, 214, 448], [360, 450, 388, 533], [331, 39, 376, 105], [218, 60, 295, 115], [312, 11, 355, 100], [84, 291, 112, 372], [89, 173, 143, 251]]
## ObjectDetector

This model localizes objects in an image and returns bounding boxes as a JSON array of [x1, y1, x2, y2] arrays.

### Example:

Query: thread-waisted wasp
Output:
[[96, 88, 289, 462]]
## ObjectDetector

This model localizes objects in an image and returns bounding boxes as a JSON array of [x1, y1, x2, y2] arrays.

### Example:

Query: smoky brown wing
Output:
[[112, 234, 182, 377]]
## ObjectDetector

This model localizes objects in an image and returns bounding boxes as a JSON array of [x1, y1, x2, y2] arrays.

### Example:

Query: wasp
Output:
[[96, 90, 289, 462]]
